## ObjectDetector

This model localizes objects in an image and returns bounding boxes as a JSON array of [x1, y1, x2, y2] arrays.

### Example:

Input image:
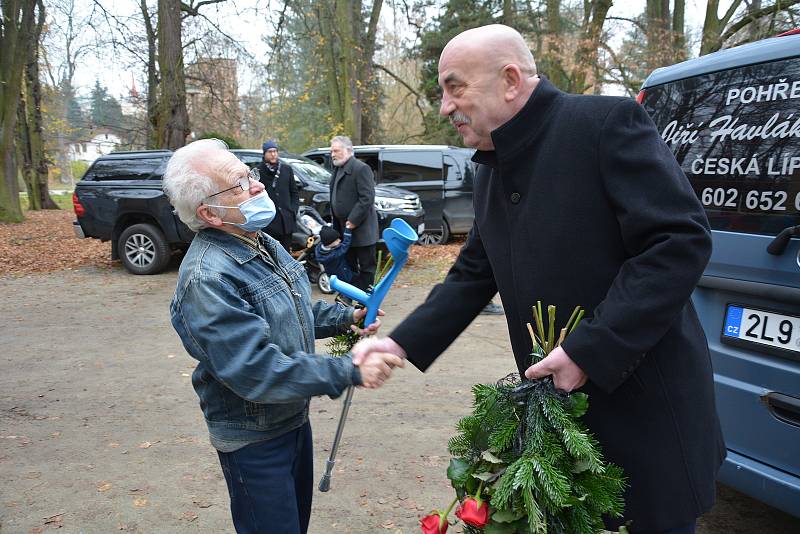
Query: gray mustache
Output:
[[449, 111, 471, 125]]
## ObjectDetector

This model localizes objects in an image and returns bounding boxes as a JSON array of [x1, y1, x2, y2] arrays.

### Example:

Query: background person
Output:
[[328, 135, 379, 292], [316, 225, 354, 284], [353, 24, 723, 534], [162, 138, 403, 534], [256, 139, 299, 252]]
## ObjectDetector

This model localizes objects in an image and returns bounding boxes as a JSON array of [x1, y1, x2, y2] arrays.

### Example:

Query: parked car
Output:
[[72, 150, 183, 275], [230, 149, 426, 240], [302, 144, 475, 245], [638, 29, 800, 517]]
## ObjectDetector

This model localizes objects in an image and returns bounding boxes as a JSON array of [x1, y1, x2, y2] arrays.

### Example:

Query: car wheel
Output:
[[418, 220, 450, 246], [317, 272, 334, 294], [118, 223, 171, 275]]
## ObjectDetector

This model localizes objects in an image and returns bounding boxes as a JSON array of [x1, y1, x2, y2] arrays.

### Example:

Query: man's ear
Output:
[[197, 204, 225, 228], [501, 64, 524, 101]]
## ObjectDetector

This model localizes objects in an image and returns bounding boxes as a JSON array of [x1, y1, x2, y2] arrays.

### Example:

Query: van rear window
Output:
[[641, 57, 800, 235]]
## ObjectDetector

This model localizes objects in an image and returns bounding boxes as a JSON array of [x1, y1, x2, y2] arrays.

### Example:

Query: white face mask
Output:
[[205, 192, 277, 232]]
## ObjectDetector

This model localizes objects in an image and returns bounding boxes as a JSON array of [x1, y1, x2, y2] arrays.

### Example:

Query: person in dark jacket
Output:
[[316, 226, 354, 283], [328, 135, 379, 292], [256, 140, 299, 251], [353, 24, 724, 534]]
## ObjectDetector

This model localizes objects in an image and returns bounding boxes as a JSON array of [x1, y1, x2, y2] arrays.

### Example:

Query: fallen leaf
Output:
[[138, 440, 160, 449], [193, 499, 212, 509], [97, 482, 112, 492], [180, 511, 199, 522], [133, 498, 148, 507], [381, 520, 395, 529]]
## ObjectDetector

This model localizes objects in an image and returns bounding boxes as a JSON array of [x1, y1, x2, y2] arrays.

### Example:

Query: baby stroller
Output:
[[293, 205, 335, 294]]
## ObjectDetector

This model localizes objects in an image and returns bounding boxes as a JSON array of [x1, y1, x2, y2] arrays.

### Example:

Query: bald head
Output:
[[437, 24, 539, 150], [442, 24, 537, 77]]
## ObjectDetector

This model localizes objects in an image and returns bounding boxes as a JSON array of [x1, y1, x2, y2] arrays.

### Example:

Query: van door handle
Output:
[[767, 224, 800, 255], [762, 392, 800, 428]]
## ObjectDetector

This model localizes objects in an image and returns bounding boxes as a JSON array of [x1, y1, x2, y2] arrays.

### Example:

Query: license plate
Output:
[[722, 305, 800, 354]]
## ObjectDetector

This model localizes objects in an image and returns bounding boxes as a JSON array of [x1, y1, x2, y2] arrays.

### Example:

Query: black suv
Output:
[[230, 150, 426, 238], [72, 149, 425, 275], [302, 145, 475, 244]]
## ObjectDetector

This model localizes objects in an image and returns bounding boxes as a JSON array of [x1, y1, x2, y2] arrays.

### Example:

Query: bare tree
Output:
[[701, 0, 800, 55], [1, 0, 39, 222], [17, 0, 58, 210]]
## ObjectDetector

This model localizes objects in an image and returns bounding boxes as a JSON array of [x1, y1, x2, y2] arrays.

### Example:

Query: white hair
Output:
[[330, 135, 354, 154], [162, 138, 228, 232]]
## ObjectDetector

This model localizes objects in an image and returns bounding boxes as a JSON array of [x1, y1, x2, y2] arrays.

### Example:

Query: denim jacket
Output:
[[170, 228, 360, 451], [315, 228, 354, 282]]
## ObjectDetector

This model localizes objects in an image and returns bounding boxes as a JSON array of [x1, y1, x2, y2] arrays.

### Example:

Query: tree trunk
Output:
[[141, 0, 159, 149], [156, 0, 189, 149], [645, 0, 672, 69], [572, 0, 612, 94], [673, 0, 687, 62], [540, 0, 570, 91], [701, 0, 742, 55], [503, 0, 513, 25], [0, 0, 37, 222], [357, 0, 383, 143], [317, 2, 345, 129], [18, 0, 56, 211]]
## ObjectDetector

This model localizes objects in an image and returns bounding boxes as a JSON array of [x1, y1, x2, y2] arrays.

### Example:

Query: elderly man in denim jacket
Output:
[[163, 139, 403, 534]]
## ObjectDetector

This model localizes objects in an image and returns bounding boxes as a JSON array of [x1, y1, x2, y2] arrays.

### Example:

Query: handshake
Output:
[[352, 336, 408, 389]]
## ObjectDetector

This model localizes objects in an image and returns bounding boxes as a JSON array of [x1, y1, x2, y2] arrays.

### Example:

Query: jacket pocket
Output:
[[244, 401, 269, 426]]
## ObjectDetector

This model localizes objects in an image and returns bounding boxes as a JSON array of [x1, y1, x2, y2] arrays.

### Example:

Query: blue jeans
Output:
[[217, 422, 313, 534]]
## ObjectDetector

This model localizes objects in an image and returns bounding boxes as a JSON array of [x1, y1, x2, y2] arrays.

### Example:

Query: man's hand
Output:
[[351, 308, 385, 336], [525, 345, 587, 392], [351, 336, 407, 365], [345, 220, 356, 230], [357, 351, 405, 389]]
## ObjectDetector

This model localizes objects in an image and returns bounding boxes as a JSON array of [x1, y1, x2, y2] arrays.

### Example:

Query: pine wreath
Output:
[[423, 303, 627, 534]]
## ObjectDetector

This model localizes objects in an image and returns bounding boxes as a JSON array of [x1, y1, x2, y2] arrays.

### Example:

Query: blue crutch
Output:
[[318, 218, 418, 492]]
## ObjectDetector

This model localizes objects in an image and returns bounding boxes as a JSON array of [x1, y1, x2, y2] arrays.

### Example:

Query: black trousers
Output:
[[346, 244, 376, 292]]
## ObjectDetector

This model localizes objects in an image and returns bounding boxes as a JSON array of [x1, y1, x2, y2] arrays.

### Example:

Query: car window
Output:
[[85, 157, 165, 181], [237, 153, 263, 168], [380, 151, 442, 184], [291, 160, 331, 185], [642, 56, 800, 235]]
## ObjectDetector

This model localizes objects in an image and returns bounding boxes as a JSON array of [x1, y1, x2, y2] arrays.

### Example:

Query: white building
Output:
[[69, 131, 122, 163]]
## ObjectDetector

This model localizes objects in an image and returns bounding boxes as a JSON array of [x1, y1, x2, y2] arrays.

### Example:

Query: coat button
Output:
[[510, 192, 521, 204]]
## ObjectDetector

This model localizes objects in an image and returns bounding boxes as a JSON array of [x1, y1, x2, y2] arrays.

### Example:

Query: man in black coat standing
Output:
[[353, 25, 724, 534], [328, 135, 379, 292], [256, 140, 299, 251]]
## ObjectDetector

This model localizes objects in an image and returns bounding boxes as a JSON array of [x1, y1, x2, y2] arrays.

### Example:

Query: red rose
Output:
[[455, 497, 490, 528], [420, 512, 448, 533]]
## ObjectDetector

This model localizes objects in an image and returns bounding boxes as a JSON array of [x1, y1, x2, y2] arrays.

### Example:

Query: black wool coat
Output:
[[390, 77, 725, 532], [329, 155, 379, 247], [256, 160, 299, 238]]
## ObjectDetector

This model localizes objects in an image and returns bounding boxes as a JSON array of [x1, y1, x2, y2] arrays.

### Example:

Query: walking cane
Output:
[[318, 218, 418, 492]]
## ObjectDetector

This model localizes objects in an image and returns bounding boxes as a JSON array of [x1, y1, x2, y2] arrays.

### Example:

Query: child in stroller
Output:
[[315, 226, 354, 283], [293, 206, 334, 293]]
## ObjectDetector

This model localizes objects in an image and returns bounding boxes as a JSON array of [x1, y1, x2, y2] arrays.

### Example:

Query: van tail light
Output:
[[72, 193, 86, 217], [776, 28, 800, 37], [635, 90, 646, 104]]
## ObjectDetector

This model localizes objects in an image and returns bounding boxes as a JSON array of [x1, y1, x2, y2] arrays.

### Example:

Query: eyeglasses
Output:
[[205, 168, 259, 200]]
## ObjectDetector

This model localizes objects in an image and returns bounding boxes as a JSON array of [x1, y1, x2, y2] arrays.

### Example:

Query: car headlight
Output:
[[375, 196, 410, 211]]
